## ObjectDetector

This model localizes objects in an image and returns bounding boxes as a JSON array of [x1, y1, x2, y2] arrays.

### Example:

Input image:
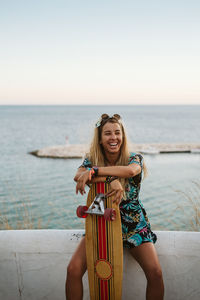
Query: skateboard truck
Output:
[[76, 193, 116, 221], [86, 193, 105, 216]]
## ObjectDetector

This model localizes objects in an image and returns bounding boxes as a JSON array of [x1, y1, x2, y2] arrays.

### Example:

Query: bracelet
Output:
[[92, 166, 99, 176], [105, 176, 118, 184], [88, 168, 95, 180]]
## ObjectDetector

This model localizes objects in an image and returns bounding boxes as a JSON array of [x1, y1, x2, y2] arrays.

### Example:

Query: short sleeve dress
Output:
[[79, 152, 157, 249]]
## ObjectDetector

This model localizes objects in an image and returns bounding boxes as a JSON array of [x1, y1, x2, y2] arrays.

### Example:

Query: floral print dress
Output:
[[120, 153, 157, 248], [80, 152, 157, 248]]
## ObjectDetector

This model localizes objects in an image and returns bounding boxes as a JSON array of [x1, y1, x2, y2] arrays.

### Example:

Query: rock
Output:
[[29, 143, 200, 158]]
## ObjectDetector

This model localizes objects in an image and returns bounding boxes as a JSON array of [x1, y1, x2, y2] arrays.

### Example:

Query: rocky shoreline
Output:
[[30, 143, 200, 158]]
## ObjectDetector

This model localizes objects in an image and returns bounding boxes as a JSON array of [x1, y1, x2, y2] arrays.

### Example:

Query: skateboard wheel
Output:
[[104, 208, 116, 221], [76, 205, 88, 218]]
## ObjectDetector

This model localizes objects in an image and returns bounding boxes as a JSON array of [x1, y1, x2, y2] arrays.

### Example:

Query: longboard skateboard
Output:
[[77, 182, 123, 300]]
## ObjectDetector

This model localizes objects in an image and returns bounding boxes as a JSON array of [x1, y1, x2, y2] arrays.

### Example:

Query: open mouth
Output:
[[108, 143, 119, 149]]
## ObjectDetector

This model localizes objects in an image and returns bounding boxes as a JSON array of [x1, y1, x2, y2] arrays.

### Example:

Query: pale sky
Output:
[[0, 0, 200, 105]]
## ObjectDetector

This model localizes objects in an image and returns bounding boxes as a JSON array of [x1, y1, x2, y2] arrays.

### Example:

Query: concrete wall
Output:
[[0, 230, 199, 300]]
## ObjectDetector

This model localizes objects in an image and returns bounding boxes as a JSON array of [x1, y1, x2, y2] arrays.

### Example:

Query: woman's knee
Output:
[[67, 260, 86, 280], [146, 265, 163, 284]]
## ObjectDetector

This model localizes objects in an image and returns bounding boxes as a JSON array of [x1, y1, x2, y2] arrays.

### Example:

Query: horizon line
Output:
[[0, 103, 200, 106]]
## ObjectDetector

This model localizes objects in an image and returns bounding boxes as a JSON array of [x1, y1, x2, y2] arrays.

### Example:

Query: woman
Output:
[[66, 114, 164, 300]]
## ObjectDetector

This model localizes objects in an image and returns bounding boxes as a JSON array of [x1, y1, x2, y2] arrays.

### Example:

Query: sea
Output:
[[0, 105, 200, 231]]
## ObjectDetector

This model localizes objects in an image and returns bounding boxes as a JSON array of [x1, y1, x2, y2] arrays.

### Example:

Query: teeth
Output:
[[110, 143, 117, 146]]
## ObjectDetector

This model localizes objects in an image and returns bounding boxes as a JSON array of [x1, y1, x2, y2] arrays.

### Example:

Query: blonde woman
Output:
[[66, 114, 164, 300]]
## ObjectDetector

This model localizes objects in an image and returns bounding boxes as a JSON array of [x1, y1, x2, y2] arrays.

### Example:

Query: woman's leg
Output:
[[130, 242, 164, 300], [65, 237, 87, 300]]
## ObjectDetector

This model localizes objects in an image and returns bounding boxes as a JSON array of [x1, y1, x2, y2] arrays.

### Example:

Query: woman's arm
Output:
[[75, 155, 141, 181], [74, 167, 107, 195], [74, 156, 141, 195], [74, 167, 87, 182], [74, 167, 123, 204], [97, 163, 141, 178], [105, 179, 123, 205], [74, 167, 106, 183]]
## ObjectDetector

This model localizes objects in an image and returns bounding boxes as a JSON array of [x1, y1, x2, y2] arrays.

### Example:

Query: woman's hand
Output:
[[75, 170, 91, 195], [105, 180, 123, 205]]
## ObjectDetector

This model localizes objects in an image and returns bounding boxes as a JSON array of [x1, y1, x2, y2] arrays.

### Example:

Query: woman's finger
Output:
[[113, 190, 122, 204], [105, 190, 116, 198], [79, 185, 86, 195], [76, 183, 79, 194], [113, 190, 120, 203], [76, 180, 86, 195]]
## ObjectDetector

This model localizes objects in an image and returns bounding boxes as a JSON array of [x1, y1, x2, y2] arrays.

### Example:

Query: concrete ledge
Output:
[[0, 230, 200, 300]]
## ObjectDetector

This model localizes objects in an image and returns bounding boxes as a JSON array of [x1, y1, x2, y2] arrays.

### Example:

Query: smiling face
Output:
[[100, 121, 123, 155]]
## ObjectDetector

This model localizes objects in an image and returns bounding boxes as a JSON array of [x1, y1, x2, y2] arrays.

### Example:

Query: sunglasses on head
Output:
[[95, 114, 121, 128]]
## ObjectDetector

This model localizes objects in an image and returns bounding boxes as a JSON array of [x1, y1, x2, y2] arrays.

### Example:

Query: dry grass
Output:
[[0, 180, 53, 230], [169, 180, 200, 231], [0, 201, 52, 230], [0, 180, 81, 230], [3, 179, 199, 231]]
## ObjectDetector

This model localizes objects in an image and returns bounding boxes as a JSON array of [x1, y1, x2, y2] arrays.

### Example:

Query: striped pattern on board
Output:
[[86, 182, 123, 300]]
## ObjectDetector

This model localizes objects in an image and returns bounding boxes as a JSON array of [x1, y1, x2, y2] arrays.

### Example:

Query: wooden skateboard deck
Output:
[[85, 182, 123, 300]]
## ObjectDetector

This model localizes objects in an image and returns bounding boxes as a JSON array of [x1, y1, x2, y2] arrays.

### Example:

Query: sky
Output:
[[0, 0, 200, 105]]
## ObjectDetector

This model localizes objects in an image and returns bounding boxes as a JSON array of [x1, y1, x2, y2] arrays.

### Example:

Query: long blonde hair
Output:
[[86, 114, 147, 190]]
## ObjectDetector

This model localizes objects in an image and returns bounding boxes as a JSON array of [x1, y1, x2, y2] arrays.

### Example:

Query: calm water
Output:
[[0, 105, 200, 231]]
